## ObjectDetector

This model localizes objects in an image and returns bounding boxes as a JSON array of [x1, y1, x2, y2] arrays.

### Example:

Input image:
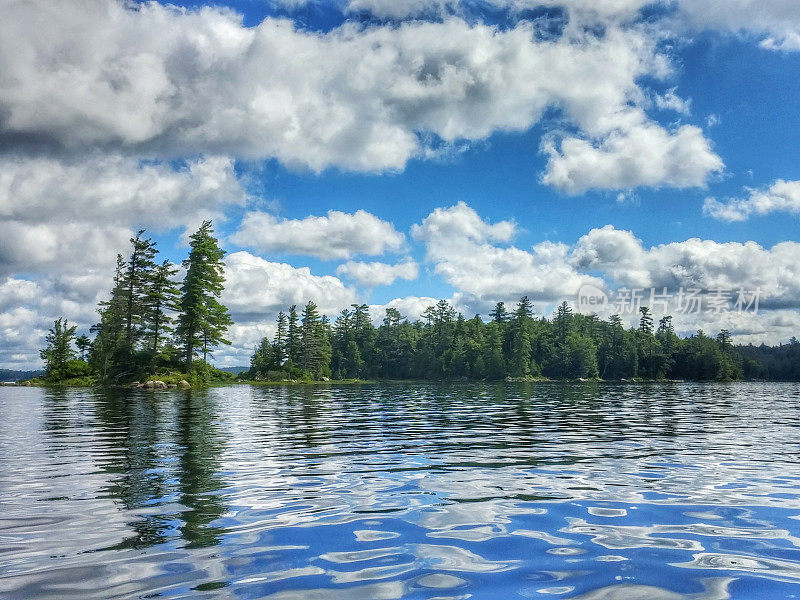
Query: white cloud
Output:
[[703, 180, 800, 222], [0, 221, 132, 277], [0, 154, 244, 227], [653, 88, 691, 114], [412, 202, 601, 302], [345, 0, 651, 21], [678, 0, 800, 51], [231, 210, 405, 259], [223, 251, 358, 319], [215, 250, 359, 365], [335, 258, 419, 287], [542, 121, 722, 194], [368, 295, 442, 324], [0, 154, 246, 275], [571, 225, 800, 307], [0, 1, 721, 191], [0, 273, 112, 367]]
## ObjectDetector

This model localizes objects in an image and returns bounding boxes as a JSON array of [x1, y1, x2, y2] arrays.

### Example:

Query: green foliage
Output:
[[249, 296, 778, 383], [738, 337, 800, 380], [65, 221, 233, 385], [144, 260, 181, 369], [123, 230, 158, 347], [40, 318, 78, 382], [176, 221, 232, 369], [147, 362, 235, 386]]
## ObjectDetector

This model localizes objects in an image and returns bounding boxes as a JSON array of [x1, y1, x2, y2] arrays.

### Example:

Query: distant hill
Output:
[[219, 366, 249, 375], [0, 368, 44, 382]]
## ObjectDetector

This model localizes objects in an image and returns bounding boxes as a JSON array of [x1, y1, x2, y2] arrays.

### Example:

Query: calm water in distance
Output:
[[1, 382, 800, 599]]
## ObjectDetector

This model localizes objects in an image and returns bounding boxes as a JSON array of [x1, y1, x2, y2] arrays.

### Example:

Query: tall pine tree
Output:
[[145, 260, 180, 368], [176, 221, 232, 370], [122, 230, 158, 347]]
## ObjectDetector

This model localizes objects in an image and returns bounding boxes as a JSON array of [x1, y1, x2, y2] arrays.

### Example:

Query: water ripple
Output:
[[1, 382, 800, 598]]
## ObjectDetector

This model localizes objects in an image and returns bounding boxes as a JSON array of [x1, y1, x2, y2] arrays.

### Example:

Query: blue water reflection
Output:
[[1, 382, 799, 598]]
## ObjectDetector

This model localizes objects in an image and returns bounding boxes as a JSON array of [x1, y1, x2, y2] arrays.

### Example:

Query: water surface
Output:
[[1, 382, 800, 598]]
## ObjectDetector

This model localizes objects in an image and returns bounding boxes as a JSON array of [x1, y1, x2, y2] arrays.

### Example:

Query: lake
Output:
[[1, 382, 800, 599]]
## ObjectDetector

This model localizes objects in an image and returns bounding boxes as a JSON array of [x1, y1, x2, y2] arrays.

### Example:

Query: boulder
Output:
[[178, 380, 191, 387]]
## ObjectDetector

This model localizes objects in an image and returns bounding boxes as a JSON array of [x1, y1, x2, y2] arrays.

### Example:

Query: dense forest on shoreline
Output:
[[246, 297, 800, 383], [28, 224, 800, 386]]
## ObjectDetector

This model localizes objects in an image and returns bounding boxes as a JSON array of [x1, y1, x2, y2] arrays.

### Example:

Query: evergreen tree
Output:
[[40, 318, 77, 381], [90, 254, 129, 381], [490, 302, 510, 323], [145, 260, 180, 366], [509, 296, 535, 377], [122, 230, 158, 347], [299, 301, 331, 379], [273, 311, 288, 366], [175, 221, 231, 370], [76, 334, 91, 360], [287, 305, 301, 365], [551, 302, 573, 377]]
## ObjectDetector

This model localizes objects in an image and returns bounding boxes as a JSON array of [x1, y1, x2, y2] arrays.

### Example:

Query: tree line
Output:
[[39, 221, 233, 384], [248, 297, 800, 382]]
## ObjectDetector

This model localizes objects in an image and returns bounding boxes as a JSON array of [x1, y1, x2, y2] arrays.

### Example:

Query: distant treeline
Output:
[[247, 298, 800, 382], [37, 221, 234, 385], [1, 368, 44, 382]]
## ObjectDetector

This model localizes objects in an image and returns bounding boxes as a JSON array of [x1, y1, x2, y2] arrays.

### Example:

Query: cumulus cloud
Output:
[[0, 154, 244, 227], [230, 210, 405, 259], [542, 121, 722, 194], [0, 154, 246, 275], [412, 202, 601, 302], [653, 88, 691, 114], [0, 273, 113, 367], [0, 0, 720, 191], [335, 258, 419, 287], [677, 0, 800, 51], [368, 295, 443, 324], [214, 250, 360, 365], [223, 251, 358, 318], [703, 180, 800, 222], [571, 225, 800, 308]]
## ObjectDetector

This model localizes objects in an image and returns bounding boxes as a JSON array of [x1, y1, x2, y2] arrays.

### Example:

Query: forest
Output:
[[247, 298, 800, 383], [35, 224, 800, 385]]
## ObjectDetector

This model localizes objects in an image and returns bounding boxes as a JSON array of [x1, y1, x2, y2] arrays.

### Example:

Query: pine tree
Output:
[[122, 230, 158, 347], [489, 302, 510, 323], [90, 254, 128, 381], [175, 221, 232, 370], [40, 318, 77, 381], [76, 334, 91, 360], [300, 301, 323, 376], [145, 260, 180, 366], [509, 296, 534, 376], [287, 305, 300, 365], [553, 301, 573, 377], [273, 311, 288, 366]]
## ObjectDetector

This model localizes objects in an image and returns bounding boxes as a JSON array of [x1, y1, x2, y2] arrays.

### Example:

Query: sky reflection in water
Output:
[[1, 382, 799, 599]]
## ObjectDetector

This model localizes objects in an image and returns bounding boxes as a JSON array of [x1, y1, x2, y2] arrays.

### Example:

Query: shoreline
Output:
[[3, 377, 791, 389]]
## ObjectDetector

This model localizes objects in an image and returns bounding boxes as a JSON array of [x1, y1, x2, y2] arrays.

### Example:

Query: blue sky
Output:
[[2, 0, 800, 367]]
